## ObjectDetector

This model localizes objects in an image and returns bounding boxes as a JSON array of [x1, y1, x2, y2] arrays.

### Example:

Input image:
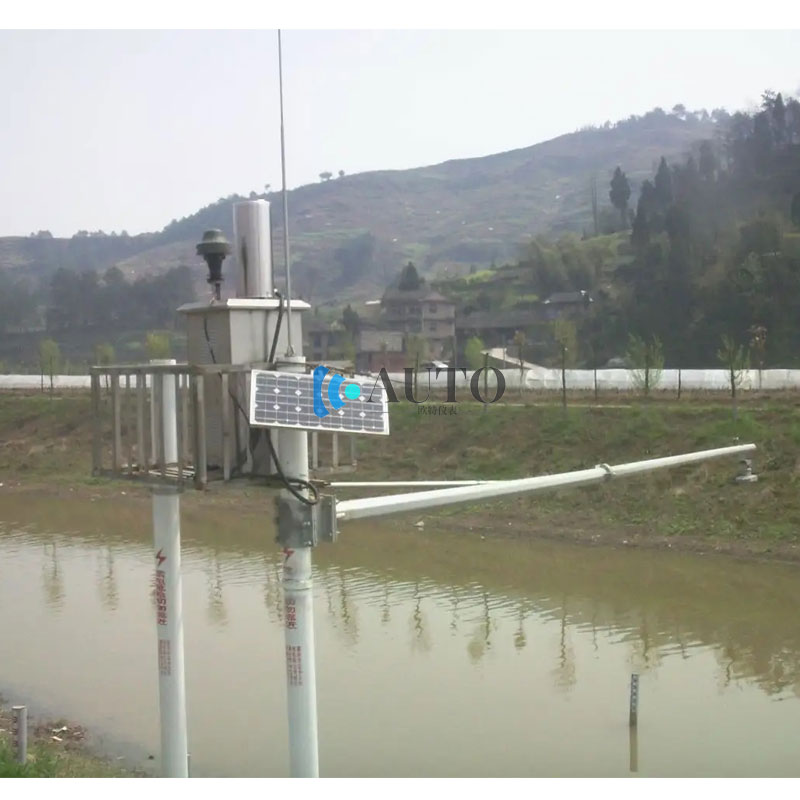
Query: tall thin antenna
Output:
[[278, 29, 294, 355]]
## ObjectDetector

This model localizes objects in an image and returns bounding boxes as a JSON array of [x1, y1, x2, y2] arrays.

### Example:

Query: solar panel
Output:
[[248, 368, 390, 435]]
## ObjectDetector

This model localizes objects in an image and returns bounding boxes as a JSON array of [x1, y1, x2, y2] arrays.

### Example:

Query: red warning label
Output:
[[156, 569, 167, 625]]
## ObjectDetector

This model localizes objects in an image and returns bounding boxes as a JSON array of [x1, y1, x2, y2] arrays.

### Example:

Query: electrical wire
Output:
[[264, 430, 319, 506], [202, 288, 318, 504], [203, 314, 248, 473], [262, 287, 319, 505], [268, 290, 285, 366]]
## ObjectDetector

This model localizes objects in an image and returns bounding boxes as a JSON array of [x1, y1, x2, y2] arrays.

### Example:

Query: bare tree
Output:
[[718, 335, 749, 419]]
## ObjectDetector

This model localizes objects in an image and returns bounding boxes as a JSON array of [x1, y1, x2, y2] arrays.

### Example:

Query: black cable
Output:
[[204, 313, 248, 473], [268, 289, 285, 366], [203, 293, 318, 504], [259, 288, 319, 505], [265, 428, 319, 505]]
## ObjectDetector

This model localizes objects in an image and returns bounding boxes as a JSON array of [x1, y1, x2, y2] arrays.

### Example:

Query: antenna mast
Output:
[[278, 29, 294, 355]]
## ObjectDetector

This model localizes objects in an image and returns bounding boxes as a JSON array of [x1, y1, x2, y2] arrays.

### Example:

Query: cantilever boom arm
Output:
[[335, 444, 756, 522]]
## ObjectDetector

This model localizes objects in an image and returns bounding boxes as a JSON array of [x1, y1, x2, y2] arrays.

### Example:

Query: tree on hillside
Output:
[[513, 330, 528, 394], [626, 334, 663, 397], [790, 192, 800, 230], [405, 334, 429, 368], [38, 338, 61, 394], [319, 171, 333, 182], [717, 335, 749, 417], [94, 342, 115, 366], [654, 157, 673, 207], [338, 170, 345, 178], [464, 336, 485, 370], [398, 261, 423, 291], [341, 304, 360, 339], [630, 180, 656, 249], [609, 167, 631, 227], [0, 277, 37, 333], [333, 233, 376, 288], [589, 174, 599, 237], [698, 140, 717, 181], [553, 318, 577, 409], [94, 342, 115, 389], [145, 331, 171, 360]]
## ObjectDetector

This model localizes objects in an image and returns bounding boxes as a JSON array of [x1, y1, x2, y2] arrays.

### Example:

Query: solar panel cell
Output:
[[249, 370, 390, 435]]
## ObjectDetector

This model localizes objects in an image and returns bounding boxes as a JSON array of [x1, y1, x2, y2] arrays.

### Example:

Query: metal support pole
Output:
[[152, 362, 188, 778], [278, 356, 319, 778], [150, 360, 177, 466], [12, 705, 27, 764], [311, 431, 319, 470], [336, 444, 756, 522], [332, 433, 339, 470]]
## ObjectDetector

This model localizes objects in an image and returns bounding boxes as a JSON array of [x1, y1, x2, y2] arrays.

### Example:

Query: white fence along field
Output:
[[2, 368, 799, 393]]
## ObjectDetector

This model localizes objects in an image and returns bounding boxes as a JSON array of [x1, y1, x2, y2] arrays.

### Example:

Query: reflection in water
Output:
[[629, 725, 639, 773], [381, 579, 391, 625], [513, 600, 526, 652], [41, 540, 64, 609], [338, 568, 358, 647], [410, 582, 430, 653], [3, 492, 800, 777], [96, 546, 119, 611], [319, 567, 359, 646], [263, 556, 283, 625], [553, 597, 576, 692], [206, 550, 227, 626], [449, 587, 460, 634], [466, 589, 496, 664]]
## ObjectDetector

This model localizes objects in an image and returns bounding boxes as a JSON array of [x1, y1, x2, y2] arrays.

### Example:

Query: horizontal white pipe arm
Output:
[[330, 480, 496, 488], [335, 444, 756, 522]]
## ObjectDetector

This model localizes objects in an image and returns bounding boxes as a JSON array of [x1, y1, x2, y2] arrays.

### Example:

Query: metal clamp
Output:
[[596, 463, 615, 480], [275, 493, 338, 548], [276, 495, 317, 548]]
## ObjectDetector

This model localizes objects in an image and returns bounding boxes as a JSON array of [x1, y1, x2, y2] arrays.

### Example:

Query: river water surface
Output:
[[1, 491, 799, 777]]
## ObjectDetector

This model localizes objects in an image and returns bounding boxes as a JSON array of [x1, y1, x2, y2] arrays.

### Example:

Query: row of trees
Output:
[[577, 89, 800, 367], [34, 331, 173, 392], [45, 265, 193, 333]]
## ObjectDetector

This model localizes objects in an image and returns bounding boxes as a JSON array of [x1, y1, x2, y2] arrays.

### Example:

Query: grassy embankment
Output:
[[0, 704, 131, 778], [1, 389, 799, 559]]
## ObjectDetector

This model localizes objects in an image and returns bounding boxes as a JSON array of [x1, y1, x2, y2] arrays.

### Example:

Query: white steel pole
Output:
[[150, 359, 177, 466], [152, 366, 188, 778], [278, 356, 320, 778], [336, 444, 756, 522], [330, 480, 497, 489]]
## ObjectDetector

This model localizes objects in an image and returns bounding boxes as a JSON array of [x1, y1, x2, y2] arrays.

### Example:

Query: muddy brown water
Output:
[[1, 491, 799, 777]]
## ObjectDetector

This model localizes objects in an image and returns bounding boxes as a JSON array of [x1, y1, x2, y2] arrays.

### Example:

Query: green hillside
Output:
[[0, 109, 713, 306]]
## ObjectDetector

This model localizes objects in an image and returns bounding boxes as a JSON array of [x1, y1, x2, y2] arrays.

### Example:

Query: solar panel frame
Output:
[[248, 369, 390, 435]]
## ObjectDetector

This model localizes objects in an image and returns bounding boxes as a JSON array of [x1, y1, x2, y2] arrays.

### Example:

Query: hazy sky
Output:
[[2, 29, 799, 237]]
